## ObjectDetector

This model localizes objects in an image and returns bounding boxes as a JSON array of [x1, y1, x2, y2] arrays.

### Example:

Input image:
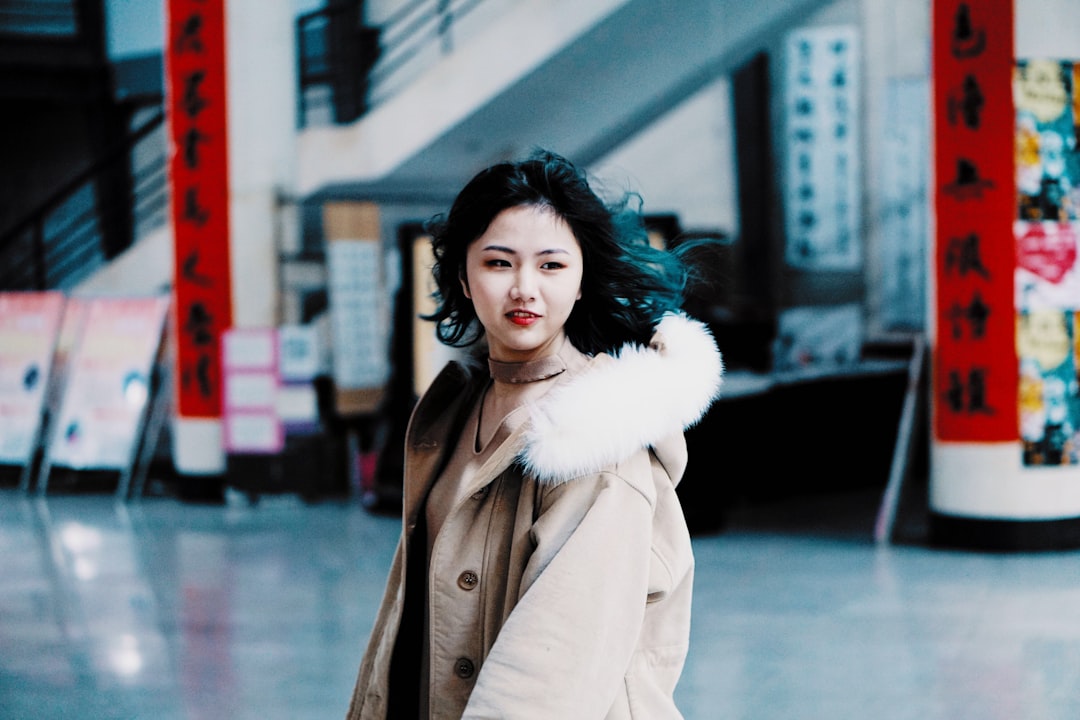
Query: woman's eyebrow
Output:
[[479, 245, 571, 256]]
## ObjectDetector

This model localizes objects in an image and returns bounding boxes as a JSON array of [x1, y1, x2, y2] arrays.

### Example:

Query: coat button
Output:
[[457, 571, 479, 590], [454, 657, 475, 679]]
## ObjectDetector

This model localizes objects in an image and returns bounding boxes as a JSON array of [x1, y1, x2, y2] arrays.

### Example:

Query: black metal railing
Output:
[[0, 110, 168, 291], [0, 0, 79, 37], [297, 1, 381, 126], [297, 0, 487, 128]]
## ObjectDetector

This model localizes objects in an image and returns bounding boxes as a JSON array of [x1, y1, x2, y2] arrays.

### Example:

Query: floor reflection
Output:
[[2, 489, 1079, 720]]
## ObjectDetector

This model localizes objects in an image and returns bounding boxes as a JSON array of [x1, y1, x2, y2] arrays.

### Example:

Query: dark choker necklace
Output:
[[487, 355, 567, 384]]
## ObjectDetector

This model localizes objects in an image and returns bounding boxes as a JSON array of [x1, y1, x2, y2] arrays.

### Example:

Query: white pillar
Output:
[[170, 0, 296, 476], [929, 0, 1080, 549]]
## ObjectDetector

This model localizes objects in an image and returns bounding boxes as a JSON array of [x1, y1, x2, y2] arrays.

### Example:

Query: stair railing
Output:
[[297, 0, 487, 128], [0, 110, 168, 291], [0, 0, 79, 38]]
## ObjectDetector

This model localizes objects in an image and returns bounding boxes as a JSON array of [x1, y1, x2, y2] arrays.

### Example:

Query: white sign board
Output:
[[327, 239, 389, 389], [221, 327, 282, 454], [48, 296, 169, 470]]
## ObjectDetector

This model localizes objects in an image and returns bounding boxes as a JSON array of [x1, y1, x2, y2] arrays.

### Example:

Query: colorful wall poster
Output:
[[0, 292, 65, 465], [1014, 60, 1079, 223], [932, 0, 1017, 442], [1017, 309, 1080, 465], [1014, 58, 1080, 466], [47, 296, 170, 470], [783, 25, 862, 270]]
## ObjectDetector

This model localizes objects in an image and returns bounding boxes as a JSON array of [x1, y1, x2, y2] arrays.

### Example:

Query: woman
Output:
[[347, 150, 723, 719]]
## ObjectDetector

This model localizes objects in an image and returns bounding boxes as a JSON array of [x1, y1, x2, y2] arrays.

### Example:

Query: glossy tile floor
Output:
[[2, 486, 1079, 720]]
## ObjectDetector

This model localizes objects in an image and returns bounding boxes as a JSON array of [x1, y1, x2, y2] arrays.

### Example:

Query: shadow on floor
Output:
[[717, 472, 932, 547]]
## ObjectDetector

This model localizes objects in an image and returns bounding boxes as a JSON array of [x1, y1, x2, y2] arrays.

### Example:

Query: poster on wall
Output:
[[47, 296, 170, 470], [932, 0, 1016, 443], [1017, 309, 1080, 465], [783, 25, 862, 270], [1013, 58, 1080, 466], [327, 239, 388, 391], [324, 201, 388, 416], [0, 292, 65, 465]]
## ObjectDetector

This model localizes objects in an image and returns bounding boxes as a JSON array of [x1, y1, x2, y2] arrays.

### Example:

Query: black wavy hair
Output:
[[423, 149, 692, 356]]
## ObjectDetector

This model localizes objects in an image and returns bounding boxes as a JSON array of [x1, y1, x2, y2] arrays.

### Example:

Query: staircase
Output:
[[297, 0, 835, 199], [1, 0, 836, 293], [0, 0, 164, 292]]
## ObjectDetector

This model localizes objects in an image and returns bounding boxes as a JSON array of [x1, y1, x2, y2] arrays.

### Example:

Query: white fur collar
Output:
[[519, 313, 723, 485]]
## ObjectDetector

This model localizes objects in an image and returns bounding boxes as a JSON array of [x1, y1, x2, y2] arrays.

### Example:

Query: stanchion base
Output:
[[930, 511, 1080, 551]]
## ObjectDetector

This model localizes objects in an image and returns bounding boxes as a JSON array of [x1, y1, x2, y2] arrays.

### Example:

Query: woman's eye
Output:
[[541, 261, 565, 270], [484, 258, 511, 268]]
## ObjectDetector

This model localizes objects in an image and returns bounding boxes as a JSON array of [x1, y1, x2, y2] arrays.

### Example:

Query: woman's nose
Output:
[[510, 270, 537, 301]]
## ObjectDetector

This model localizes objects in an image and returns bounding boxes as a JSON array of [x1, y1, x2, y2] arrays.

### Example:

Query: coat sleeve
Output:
[[462, 462, 655, 719]]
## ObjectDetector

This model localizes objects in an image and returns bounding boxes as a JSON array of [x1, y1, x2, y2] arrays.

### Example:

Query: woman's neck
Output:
[[478, 348, 568, 448]]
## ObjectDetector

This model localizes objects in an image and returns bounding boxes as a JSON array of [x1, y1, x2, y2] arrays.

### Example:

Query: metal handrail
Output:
[[368, 0, 484, 92], [297, 0, 488, 128], [0, 110, 167, 291], [0, 0, 79, 37]]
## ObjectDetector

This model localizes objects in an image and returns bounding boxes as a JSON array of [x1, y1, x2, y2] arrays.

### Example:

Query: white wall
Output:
[[105, 0, 163, 60], [589, 77, 739, 235]]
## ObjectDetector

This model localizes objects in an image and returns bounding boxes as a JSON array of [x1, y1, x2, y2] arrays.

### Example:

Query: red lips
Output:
[[506, 310, 539, 326]]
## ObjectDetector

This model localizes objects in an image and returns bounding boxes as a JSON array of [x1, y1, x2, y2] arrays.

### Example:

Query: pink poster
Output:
[[0, 292, 66, 464]]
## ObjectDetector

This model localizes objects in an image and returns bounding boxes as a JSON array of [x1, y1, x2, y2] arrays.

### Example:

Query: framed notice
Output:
[[46, 296, 170, 470], [328, 239, 386, 388], [0, 292, 66, 465], [783, 25, 862, 270], [324, 201, 389, 415], [221, 327, 282, 454]]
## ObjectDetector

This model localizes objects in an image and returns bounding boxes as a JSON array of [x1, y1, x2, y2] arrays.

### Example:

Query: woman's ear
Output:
[[459, 271, 471, 299]]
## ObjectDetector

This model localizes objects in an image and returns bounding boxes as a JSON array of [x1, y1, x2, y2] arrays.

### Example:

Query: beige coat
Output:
[[347, 314, 723, 719]]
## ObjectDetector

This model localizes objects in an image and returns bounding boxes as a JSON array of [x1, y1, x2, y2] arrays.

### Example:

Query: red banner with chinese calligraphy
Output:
[[933, 0, 1017, 441], [166, 0, 232, 419]]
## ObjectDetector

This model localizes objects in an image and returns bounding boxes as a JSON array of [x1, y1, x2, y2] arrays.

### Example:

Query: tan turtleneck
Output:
[[425, 345, 569, 549]]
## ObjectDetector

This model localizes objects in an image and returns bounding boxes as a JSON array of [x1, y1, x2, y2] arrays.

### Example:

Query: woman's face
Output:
[[461, 205, 583, 362]]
